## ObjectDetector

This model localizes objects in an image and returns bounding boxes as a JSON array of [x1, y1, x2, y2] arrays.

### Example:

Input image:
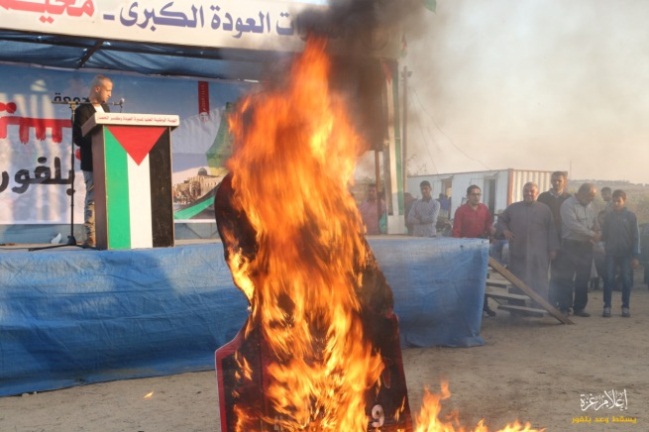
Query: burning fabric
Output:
[[214, 38, 411, 431]]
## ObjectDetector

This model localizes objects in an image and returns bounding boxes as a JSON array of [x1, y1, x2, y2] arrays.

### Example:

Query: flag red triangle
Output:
[[107, 126, 166, 165]]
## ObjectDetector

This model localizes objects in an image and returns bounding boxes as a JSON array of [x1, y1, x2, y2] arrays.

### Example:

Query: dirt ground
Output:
[[2, 279, 648, 432]]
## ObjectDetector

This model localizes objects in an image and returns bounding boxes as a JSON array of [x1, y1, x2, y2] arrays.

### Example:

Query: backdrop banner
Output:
[[0, 64, 252, 224]]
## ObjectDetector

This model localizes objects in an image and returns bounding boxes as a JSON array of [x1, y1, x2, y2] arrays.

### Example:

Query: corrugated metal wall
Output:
[[509, 170, 552, 204]]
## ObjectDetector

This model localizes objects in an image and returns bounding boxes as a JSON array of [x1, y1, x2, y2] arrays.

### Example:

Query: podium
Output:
[[82, 113, 180, 250]]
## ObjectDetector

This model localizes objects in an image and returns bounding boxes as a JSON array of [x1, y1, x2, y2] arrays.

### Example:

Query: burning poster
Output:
[[214, 38, 411, 432], [213, 0, 545, 429]]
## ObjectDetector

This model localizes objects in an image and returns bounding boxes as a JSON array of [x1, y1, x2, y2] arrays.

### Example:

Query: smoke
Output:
[[294, 0, 431, 152], [404, 0, 649, 184], [297, 0, 426, 54]]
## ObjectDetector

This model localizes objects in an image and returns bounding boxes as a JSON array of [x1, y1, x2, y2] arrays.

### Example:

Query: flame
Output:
[[225, 37, 380, 431], [413, 382, 544, 432], [222, 37, 542, 432]]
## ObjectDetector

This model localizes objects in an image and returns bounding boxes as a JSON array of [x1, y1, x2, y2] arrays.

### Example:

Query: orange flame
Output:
[[413, 382, 544, 432], [222, 37, 542, 432], [225, 37, 381, 431]]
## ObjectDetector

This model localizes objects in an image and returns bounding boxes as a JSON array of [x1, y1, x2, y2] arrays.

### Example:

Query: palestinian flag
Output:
[[94, 125, 174, 250]]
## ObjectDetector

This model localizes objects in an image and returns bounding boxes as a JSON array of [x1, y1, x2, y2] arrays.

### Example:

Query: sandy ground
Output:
[[2, 279, 648, 432]]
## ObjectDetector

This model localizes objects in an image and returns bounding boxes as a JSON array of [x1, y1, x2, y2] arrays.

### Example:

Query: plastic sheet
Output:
[[0, 239, 487, 396], [371, 237, 488, 348]]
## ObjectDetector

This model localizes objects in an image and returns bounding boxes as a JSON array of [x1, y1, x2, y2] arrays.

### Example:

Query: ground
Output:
[[1, 281, 648, 432]]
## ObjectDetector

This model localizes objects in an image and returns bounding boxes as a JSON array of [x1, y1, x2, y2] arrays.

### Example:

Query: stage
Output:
[[0, 237, 488, 397]]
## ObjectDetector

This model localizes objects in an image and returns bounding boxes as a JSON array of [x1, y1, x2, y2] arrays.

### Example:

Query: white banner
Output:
[[0, 0, 321, 52]]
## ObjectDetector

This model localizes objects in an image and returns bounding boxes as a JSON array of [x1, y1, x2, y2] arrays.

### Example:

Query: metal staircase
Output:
[[486, 257, 573, 324]]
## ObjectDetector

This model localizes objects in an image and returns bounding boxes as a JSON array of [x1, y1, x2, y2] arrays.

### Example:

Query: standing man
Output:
[[496, 182, 559, 302], [358, 183, 386, 235], [538, 171, 571, 305], [407, 180, 440, 237], [600, 187, 613, 212], [72, 74, 113, 248], [403, 192, 416, 235], [538, 171, 571, 236], [555, 183, 600, 317], [452, 185, 494, 239], [452, 185, 496, 316], [437, 193, 451, 219], [601, 190, 639, 318], [593, 187, 614, 292]]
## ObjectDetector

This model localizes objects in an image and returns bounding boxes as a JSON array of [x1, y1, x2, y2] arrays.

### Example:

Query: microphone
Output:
[[110, 98, 125, 113]]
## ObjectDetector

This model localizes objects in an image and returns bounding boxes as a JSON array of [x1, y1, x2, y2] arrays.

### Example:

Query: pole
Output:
[[401, 66, 409, 199], [375, 149, 382, 231]]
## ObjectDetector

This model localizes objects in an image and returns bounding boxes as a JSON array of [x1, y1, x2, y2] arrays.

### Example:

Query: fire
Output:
[[413, 382, 544, 432], [224, 37, 385, 431], [218, 37, 542, 432]]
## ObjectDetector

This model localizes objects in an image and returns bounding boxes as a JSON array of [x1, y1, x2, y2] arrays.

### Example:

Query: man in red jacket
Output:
[[452, 185, 494, 239], [452, 184, 496, 316]]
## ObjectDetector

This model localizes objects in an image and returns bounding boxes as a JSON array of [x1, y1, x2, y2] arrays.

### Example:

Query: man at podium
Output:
[[72, 75, 113, 248]]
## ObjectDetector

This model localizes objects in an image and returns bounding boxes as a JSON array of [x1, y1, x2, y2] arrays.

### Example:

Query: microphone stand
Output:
[[30, 101, 86, 252], [29, 99, 124, 251]]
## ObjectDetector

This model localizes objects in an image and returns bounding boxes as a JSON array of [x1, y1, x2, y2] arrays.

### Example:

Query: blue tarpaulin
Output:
[[0, 238, 487, 397]]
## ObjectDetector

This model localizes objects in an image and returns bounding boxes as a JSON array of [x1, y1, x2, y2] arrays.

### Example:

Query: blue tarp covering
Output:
[[0, 238, 487, 397]]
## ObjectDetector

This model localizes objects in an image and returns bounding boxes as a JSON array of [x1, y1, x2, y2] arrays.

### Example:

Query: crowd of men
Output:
[[358, 172, 640, 318], [494, 175, 638, 318]]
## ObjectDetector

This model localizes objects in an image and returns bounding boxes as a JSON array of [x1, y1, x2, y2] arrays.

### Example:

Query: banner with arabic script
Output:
[[0, 0, 322, 52], [0, 63, 252, 224]]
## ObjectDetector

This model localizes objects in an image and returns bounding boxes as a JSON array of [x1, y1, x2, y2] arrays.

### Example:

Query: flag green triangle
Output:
[[206, 104, 234, 175]]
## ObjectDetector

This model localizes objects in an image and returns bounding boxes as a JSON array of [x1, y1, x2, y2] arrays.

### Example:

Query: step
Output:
[[486, 280, 511, 289], [485, 290, 529, 305], [497, 304, 547, 318]]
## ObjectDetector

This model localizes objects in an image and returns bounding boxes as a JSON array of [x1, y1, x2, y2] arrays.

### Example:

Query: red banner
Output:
[[198, 81, 210, 121]]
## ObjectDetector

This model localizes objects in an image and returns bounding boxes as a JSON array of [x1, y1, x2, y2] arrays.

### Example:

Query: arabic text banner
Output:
[[0, 0, 318, 52]]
